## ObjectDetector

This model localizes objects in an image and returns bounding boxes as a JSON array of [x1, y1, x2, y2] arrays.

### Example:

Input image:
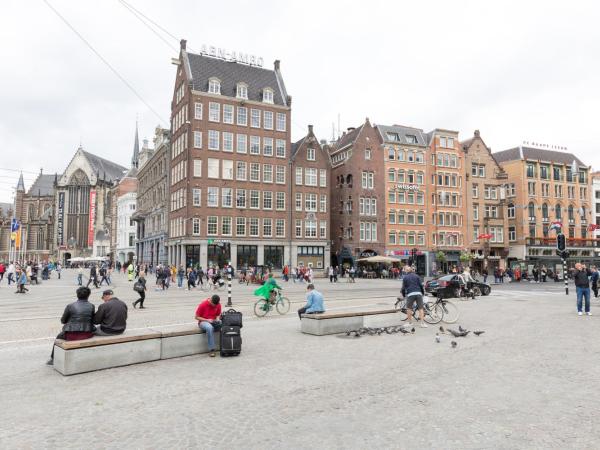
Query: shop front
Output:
[[207, 241, 231, 268], [264, 245, 284, 269], [297, 245, 324, 269], [236, 245, 257, 269]]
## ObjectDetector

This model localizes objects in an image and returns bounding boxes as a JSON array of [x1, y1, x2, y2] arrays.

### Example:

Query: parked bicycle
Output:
[[254, 290, 291, 317], [200, 277, 225, 292], [394, 296, 443, 324]]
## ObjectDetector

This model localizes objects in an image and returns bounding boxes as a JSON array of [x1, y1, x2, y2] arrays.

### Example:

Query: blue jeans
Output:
[[177, 275, 183, 287], [77, 274, 82, 286], [576, 287, 591, 313], [199, 320, 222, 351]]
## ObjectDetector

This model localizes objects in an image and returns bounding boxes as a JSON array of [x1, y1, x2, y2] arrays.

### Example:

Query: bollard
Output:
[[227, 273, 232, 307], [562, 257, 568, 295]]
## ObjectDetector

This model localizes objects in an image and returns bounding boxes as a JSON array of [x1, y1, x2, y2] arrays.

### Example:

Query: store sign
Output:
[[396, 184, 419, 191], [88, 190, 96, 247], [199, 44, 264, 67], [360, 250, 378, 258], [57, 192, 65, 246]]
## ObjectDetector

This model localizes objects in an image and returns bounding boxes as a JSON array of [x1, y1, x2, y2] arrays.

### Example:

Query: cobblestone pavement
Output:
[[0, 271, 599, 449]]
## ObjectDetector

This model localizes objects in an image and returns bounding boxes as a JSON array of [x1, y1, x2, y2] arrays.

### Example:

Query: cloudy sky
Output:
[[1, 0, 598, 202]]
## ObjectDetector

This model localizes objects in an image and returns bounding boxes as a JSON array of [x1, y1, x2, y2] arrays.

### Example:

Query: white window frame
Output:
[[222, 160, 234, 180], [264, 111, 274, 130], [236, 134, 247, 153], [208, 130, 219, 150], [207, 187, 219, 207], [250, 109, 261, 128], [193, 159, 202, 177], [208, 102, 220, 122], [236, 161, 247, 181], [276, 113, 286, 131], [307, 148, 316, 161], [207, 216, 218, 235], [194, 102, 203, 120], [222, 132, 234, 152], [223, 104, 234, 124], [192, 188, 201, 207], [237, 106, 247, 126]]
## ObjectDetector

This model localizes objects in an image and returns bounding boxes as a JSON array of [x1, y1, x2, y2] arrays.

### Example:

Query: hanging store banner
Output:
[[57, 192, 65, 246], [88, 190, 96, 247]]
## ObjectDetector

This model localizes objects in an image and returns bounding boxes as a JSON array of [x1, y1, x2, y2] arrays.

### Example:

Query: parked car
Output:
[[425, 274, 491, 298]]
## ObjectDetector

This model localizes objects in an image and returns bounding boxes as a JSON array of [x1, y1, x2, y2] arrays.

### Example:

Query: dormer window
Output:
[[208, 78, 221, 95], [236, 83, 248, 100], [263, 87, 274, 104]]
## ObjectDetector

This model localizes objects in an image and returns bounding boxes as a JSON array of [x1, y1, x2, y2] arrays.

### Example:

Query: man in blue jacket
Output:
[[297, 284, 325, 319], [401, 266, 427, 327]]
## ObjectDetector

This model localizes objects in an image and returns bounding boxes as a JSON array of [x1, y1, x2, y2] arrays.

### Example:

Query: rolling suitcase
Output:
[[221, 308, 243, 328], [220, 325, 242, 356]]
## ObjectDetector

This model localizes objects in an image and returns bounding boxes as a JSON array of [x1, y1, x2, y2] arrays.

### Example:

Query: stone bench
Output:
[[300, 309, 401, 336], [53, 329, 162, 376], [52, 325, 220, 375], [151, 324, 220, 360]]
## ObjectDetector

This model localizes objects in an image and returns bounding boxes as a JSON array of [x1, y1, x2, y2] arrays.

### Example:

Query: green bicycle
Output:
[[254, 290, 291, 317]]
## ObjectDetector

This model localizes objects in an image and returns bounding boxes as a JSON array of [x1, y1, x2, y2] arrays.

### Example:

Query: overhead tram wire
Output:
[[118, 0, 178, 52], [117, 1, 309, 140], [42, 0, 168, 126]]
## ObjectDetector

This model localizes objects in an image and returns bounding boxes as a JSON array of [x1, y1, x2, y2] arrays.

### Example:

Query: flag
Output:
[[588, 224, 600, 232], [478, 233, 492, 239], [549, 221, 562, 232]]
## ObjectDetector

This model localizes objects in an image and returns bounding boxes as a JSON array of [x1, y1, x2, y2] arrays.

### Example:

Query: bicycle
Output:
[[200, 277, 225, 292], [394, 296, 443, 324], [254, 290, 290, 317], [424, 293, 460, 323]]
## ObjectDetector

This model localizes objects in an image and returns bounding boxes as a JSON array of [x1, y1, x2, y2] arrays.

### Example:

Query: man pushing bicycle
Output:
[[401, 266, 427, 328]]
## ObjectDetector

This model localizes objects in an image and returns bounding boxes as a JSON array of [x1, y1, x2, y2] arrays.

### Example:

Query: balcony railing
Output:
[[527, 237, 600, 247]]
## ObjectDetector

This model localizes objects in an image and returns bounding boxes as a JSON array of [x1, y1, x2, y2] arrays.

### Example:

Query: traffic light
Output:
[[556, 233, 566, 251]]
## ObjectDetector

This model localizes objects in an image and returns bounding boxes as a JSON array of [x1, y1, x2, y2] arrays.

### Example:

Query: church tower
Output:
[[131, 122, 140, 169], [14, 172, 25, 220]]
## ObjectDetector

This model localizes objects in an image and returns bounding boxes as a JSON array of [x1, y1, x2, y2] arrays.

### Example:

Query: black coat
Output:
[[61, 299, 95, 333]]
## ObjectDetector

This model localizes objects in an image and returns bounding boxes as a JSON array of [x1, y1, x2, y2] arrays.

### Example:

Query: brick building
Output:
[[0, 172, 56, 261], [133, 127, 170, 267], [425, 129, 468, 273], [329, 119, 385, 268], [462, 130, 509, 272], [290, 125, 331, 270], [493, 145, 593, 272], [167, 39, 294, 270], [376, 124, 429, 274]]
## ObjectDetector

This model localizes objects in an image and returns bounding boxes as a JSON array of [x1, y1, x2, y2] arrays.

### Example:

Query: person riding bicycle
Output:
[[253, 273, 282, 305], [400, 266, 427, 328]]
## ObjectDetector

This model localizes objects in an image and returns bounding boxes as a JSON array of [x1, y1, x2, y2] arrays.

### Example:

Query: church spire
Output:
[[16, 172, 25, 192], [131, 121, 140, 169]]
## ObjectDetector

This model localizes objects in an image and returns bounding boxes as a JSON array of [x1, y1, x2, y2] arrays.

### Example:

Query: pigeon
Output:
[[451, 341, 457, 348], [459, 325, 467, 333], [411, 327, 416, 333], [398, 327, 409, 334], [439, 326, 446, 334], [474, 331, 485, 336], [449, 329, 470, 338], [435, 333, 441, 343]]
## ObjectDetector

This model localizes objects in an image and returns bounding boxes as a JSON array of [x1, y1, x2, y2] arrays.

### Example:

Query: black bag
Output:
[[221, 308, 243, 328], [220, 326, 242, 357], [133, 281, 144, 293]]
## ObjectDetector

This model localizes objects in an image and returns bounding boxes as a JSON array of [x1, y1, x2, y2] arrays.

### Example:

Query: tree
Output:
[[459, 251, 473, 264], [436, 251, 447, 263]]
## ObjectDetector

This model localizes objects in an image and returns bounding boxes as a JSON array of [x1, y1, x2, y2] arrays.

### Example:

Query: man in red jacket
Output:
[[195, 294, 222, 357]]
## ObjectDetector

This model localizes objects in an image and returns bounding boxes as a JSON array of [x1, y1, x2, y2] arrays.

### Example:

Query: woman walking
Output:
[[132, 273, 147, 309]]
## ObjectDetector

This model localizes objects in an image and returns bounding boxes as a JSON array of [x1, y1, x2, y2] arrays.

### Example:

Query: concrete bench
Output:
[[151, 324, 220, 360], [53, 329, 162, 376], [300, 309, 401, 336], [52, 325, 221, 375]]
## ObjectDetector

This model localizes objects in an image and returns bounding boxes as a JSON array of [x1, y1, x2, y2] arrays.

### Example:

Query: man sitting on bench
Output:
[[93, 289, 128, 336], [195, 295, 222, 358], [297, 284, 325, 319], [47, 287, 95, 366]]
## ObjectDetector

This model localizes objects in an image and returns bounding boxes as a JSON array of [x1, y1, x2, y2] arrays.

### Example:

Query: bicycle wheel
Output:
[[440, 300, 459, 324], [254, 299, 270, 317], [276, 296, 291, 314], [472, 286, 482, 297], [394, 298, 408, 321], [424, 302, 444, 324]]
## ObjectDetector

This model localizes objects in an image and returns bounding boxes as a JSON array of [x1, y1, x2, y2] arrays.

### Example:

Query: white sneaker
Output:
[[578, 312, 583, 316], [587, 312, 593, 316], [420, 322, 428, 328]]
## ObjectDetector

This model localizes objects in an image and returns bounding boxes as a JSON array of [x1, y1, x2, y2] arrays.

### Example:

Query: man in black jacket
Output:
[[94, 289, 128, 335], [401, 267, 427, 327], [47, 287, 95, 365], [573, 263, 592, 316]]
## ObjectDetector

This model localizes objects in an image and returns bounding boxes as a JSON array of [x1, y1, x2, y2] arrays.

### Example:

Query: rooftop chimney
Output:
[[180, 39, 187, 51], [308, 124, 313, 135], [274, 60, 280, 70], [347, 127, 355, 132], [474, 130, 480, 137]]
